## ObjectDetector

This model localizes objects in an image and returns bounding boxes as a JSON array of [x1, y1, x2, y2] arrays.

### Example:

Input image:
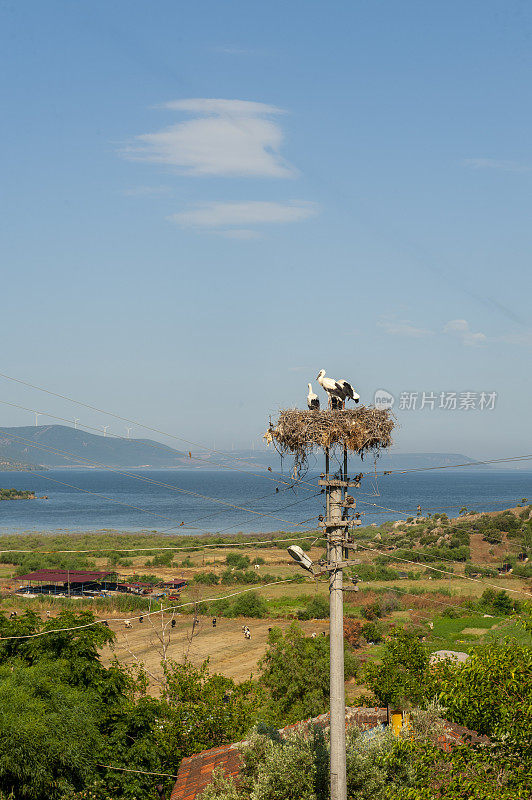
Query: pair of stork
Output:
[[307, 369, 360, 411]]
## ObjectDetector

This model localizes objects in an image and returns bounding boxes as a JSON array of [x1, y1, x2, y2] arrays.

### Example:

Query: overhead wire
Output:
[[4, 465, 320, 537], [96, 764, 179, 779], [374, 453, 532, 476], [0, 578, 300, 640], [0, 370, 318, 484], [356, 542, 532, 599], [0, 428, 311, 528], [0, 398, 315, 494], [4, 369, 532, 486]]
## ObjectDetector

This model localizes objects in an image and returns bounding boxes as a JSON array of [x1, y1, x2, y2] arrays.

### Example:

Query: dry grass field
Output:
[[103, 613, 329, 690]]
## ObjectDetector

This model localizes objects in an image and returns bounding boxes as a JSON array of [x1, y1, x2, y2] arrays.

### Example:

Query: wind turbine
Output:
[[126, 427, 132, 439], [34, 413, 41, 426], [74, 418, 80, 429], [102, 425, 110, 437]]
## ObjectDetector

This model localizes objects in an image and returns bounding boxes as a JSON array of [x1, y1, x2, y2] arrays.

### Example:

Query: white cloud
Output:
[[443, 319, 487, 346], [122, 98, 294, 178], [378, 318, 433, 338], [159, 99, 283, 116], [463, 158, 532, 173], [169, 200, 318, 231]]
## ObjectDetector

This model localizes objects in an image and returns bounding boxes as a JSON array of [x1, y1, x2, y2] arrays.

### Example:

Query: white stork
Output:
[[336, 379, 360, 407], [316, 370, 343, 409], [307, 383, 320, 411]]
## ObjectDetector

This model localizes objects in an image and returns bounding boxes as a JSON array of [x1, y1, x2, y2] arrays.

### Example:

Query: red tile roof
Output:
[[170, 708, 387, 800], [170, 744, 242, 800], [17, 569, 113, 582], [169, 708, 490, 800]]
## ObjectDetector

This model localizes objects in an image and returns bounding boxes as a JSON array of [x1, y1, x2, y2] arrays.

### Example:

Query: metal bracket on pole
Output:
[[313, 559, 361, 575]]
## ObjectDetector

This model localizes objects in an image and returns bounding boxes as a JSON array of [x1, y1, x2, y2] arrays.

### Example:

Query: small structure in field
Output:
[[264, 406, 395, 472]]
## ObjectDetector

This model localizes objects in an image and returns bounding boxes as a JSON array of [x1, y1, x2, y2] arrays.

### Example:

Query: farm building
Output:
[[16, 569, 115, 596], [16, 569, 187, 597]]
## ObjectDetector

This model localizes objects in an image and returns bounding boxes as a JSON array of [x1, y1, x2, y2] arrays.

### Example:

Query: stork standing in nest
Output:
[[317, 370, 360, 409], [317, 369, 344, 409], [307, 383, 320, 410], [336, 379, 360, 407]]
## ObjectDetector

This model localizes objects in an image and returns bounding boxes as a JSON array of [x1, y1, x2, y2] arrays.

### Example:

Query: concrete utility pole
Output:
[[322, 449, 348, 800]]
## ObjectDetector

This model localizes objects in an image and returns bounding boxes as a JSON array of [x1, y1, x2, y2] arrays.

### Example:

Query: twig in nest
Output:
[[264, 407, 395, 473]]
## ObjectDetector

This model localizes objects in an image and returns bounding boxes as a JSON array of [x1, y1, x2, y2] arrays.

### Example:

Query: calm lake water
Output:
[[0, 468, 530, 535]]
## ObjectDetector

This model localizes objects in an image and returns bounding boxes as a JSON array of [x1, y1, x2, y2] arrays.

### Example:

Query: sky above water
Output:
[[1, 1, 531, 458]]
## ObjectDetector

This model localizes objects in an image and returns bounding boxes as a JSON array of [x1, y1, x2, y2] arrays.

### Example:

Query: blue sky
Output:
[[1, 1, 531, 458]]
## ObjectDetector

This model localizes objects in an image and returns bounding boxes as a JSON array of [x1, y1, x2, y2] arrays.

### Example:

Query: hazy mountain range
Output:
[[0, 424, 485, 472], [0, 425, 184, 468]]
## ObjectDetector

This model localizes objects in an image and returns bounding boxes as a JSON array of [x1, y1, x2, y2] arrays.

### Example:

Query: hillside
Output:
[[0, 425, 185, 468]]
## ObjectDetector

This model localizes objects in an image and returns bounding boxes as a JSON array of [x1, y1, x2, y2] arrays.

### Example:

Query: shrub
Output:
[[225, 553, 250, 570], [479, 588, 520, 614], [441, 607, 460, 618], [361, 602, 382, 621], [298, 596, 329, 620], [147, 551, 174, 567], [193, 572, 219, 585], [231, 591, 268, 618], [361, 621, 383, 643]]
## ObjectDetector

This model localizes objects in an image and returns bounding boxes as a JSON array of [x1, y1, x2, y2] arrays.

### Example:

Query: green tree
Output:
[[259, 623, 357, 725], [0, 661, 102, 800], [158, 659, 264, 763], [433, 638, 532, 761], [364, 628, 429, 709], [231, 590, 268, 618]]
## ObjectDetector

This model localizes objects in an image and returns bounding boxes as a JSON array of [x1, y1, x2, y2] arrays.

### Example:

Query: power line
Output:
[[0, 370, 311, 483], [0, 428, 310, 528], [1, 466, 320, 540], [375, 453, 532, 477], [0, 398, 314, 494], [96, 764, 178, 779], [0, 579, 299, 640], [5, 370, 531, 496], [0, 533, 325, 557], [356, 542, 532, 599]]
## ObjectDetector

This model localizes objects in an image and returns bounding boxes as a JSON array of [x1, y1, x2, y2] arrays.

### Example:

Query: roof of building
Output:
[[117, 582, 155, 588], [169, 707, 490, 800], [170, 708, 387, 800], [162, 579, 188, 587], [17, 569, 114, 582]]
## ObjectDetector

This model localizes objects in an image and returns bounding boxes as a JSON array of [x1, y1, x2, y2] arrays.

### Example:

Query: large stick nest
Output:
[[264, 407, 395, 471]]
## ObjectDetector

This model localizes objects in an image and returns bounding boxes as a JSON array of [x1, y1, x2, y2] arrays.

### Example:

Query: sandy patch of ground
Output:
[[460, 627, 489, 636], [103, 614, 329, 691]]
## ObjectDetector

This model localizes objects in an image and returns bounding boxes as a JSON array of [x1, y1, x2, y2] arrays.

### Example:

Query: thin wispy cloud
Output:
[[463, 158, 532, 174], [443, 319, 487, 346], [122, 98, 295, 178], [169, 200, 318, 234], [378, 318, 433, 338]]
